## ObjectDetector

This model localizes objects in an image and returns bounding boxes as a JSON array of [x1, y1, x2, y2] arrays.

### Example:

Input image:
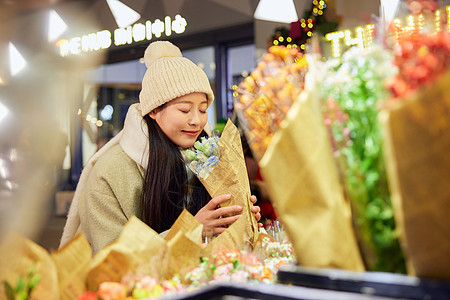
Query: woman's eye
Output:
[[180, 110, 189, 113], [200, 110, 207, 114]]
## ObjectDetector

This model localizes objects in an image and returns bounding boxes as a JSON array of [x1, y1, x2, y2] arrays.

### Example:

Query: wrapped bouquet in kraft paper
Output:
[[379, 29, 450, 280], [184, 119, 260, 252], [233, 46, 363, 271], [0, 233, 60, 300], [257, 66, 364, 271]]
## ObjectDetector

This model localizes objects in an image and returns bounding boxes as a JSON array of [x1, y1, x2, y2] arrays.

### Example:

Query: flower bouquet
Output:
[[0, 233, 59, 299], [235, 46, 365, 271], [318, 45, 406, 273], [378, 2, 450, 279], [233, 45, 308, 162], [184, 120, 259, 252]]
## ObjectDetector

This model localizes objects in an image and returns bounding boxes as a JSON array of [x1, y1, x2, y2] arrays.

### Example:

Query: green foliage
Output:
[[321, 46, 406, 273], [2, 266, 41, 300]]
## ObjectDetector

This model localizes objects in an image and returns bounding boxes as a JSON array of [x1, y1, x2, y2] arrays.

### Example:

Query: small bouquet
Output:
[[184, 120, 259, 252], [184, 136, 220, 179]]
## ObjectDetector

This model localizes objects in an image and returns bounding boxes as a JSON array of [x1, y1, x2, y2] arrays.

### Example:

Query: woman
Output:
[[60, 41, 261, 254]]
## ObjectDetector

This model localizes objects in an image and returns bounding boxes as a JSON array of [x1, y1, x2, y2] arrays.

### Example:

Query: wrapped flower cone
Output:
[[86, 216, 168, 291], [195, 120, 259, 251], [51, 234, 92, 299], [164, 210, 203, 279], [379, 70, 450, 280], [0, 233, 60, 299], [259, 71, 364, 271]]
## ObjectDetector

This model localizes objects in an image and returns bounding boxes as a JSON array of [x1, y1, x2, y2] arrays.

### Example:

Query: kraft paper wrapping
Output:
[[164, 210, 203, 278], [86, 216, 168, 291], [199, 120, 259, 251], [51, 234, 92, 299], [379, 70, 450, 280], [0, 233, 60, 300], [259, 77, 364, 271]]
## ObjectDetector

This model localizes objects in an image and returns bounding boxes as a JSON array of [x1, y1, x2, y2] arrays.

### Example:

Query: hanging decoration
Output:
[[270, 0, 340, 52]]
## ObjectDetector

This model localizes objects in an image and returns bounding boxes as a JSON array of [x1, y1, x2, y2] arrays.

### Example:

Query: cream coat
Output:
[[60, 103, 150, 253], [60, 103, 211, 253]]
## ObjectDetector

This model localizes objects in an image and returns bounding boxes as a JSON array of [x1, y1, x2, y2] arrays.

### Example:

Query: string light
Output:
[[447, 6, 450, 32], [365, 24, 375, 47], [435, 9, 441, 32], [418, 14, 424, 32]]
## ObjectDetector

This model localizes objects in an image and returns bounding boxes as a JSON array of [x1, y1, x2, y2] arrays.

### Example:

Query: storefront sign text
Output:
[[325, 5, 450, 58], [57, 14, 187, 57]]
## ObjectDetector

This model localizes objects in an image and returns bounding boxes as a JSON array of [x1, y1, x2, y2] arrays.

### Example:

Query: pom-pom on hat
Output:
[[139, 41, 214, 116]]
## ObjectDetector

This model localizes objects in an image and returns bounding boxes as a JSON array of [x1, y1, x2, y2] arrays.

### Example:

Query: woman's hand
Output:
[[195, 194, 243, 235], [250, 195, 263, 227]]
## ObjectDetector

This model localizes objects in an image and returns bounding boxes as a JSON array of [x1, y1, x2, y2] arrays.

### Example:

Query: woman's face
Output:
[[149, 92, 209, 148]]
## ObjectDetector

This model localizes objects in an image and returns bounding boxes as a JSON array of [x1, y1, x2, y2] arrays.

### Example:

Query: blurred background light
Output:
[[100, 104, 114, 121], [48, 9, 68, 42], [8, 42, 27, 76], [380, 0, 400, 25], [106, 0, 141, 28], [254, 0, 299, 23], [0, 101, 9, 123]]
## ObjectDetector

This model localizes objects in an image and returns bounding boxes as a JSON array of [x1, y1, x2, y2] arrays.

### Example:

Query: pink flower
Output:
[[137, 276, 157, 291], [230, 270, 249, 283], [97, 282, 127, 300], [212, 264, 233, 281]]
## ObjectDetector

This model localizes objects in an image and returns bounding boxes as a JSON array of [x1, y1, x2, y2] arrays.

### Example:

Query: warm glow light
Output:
[[254, 0, 298, 23], [325, 5, 450, 57], [447, 6, 450, 32], [9, 42, 27, 76], [325, 31, 344, 57], [418, 14, 424, 31], [48, 10, 68, 42], [106, 0, 141, 29], [435, 10, 441, 32]]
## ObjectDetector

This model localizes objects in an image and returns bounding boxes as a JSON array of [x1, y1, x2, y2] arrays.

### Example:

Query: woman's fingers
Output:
[[250, 195, 257, 204], [250, 205, 260, 213], [211, 214, 241, 228], [207, 194, 231, 209], [211, 205, 242, 219]]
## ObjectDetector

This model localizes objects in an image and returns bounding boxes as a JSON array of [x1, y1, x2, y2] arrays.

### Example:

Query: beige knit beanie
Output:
[[139, 41, 214, 116]]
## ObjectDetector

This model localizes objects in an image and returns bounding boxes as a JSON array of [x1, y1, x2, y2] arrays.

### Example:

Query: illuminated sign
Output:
[[325, 5, 450, 58], [57, 14, 187, 57]]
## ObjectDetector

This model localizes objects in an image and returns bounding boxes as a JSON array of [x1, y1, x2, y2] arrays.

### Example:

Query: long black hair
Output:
[[141, 114, 211, 233]]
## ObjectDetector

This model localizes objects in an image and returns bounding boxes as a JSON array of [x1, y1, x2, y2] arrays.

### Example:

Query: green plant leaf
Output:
[[3, 281, 16, 300]]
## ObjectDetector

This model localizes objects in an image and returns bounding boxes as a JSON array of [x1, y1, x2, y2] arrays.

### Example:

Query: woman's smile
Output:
[[183, 130, 200, 136]]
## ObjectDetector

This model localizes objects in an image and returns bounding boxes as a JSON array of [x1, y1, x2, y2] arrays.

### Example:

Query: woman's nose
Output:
[[189, 110, 201, 125]]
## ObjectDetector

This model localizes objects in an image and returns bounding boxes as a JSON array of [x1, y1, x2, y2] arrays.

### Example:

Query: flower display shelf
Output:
[[277, 265, 450, 300]]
